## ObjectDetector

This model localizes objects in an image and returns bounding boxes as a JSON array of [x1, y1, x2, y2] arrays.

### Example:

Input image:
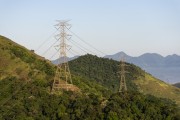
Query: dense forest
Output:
[[69, 54, 143, 92], [1, 84, 179, 120], [0, 35, 180, 119]]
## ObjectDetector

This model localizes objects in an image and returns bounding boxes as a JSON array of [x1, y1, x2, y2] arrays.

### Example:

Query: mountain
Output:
[[103, 51, 132, 61], [134, 53, 164, 67], [165, 54, 180, 67], [0, 35, 180, 119], [104, 52, 180, 84], [173, 82, 180, 88], [52, 56, 79, 65]]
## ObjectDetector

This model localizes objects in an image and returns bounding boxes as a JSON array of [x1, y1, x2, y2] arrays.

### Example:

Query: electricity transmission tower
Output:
[[118, 58, 128, 92], [52, 20, 73, 92]]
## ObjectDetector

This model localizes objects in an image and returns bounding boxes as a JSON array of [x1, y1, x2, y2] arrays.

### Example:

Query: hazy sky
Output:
[[0, 0, 180, 59]]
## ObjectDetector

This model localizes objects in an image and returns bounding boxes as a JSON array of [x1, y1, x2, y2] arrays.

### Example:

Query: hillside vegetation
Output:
[[69, 54, 180, 105], [0, 35, 180, 119]]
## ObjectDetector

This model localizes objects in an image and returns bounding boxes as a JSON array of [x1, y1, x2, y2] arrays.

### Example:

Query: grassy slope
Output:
[[0, 35, 52, 79], [0, 38, 29, 80]]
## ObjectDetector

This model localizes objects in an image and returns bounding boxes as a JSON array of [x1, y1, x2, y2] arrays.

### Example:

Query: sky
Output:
[[0, 0, 180, 59]]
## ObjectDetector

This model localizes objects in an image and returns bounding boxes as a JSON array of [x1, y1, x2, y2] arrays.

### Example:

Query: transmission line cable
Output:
[[69, 48, 81, 56], [68, 40, 89, 54], [35, 30, 58, 52], [70, 39, 96, 55], [49, 48, 60, 60], [68, 38, 97, 55], [69, 50, 78, 57], [68, 29, 107, 56], [42, 40, 59, 56]]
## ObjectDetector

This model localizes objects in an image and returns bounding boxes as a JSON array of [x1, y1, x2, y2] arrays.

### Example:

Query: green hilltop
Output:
[[69, 54, 180, 105], [0, 35, 180, 119]]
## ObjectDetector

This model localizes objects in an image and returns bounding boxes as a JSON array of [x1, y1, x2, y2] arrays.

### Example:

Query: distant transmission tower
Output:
[[52, 20, 73, 92], [118, 58, 128, 92]]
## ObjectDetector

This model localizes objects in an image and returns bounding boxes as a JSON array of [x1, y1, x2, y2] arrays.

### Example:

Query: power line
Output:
[[35, 30, 58, 52], [49, 45, 81, 60], [69, 48, 81, 56], [42, 39, 59, 56], [69, 39, 96, 55], [68, 29, 107, 56], [69, 50, 78, 57], [68, 40, 88, 54], [49, 49, 59, 60]]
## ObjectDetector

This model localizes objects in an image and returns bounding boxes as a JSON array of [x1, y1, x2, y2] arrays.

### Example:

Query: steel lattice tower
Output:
[[52, 20, 73, 92], [118, 58, 128, 92]]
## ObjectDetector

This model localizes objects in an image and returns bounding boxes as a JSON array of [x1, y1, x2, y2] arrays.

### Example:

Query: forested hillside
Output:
[[0, 35, 180, 119], [69, 54, 142, 92], [69, 54, 180, 105]]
